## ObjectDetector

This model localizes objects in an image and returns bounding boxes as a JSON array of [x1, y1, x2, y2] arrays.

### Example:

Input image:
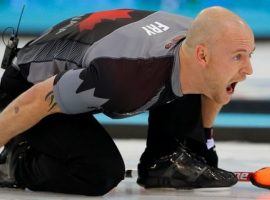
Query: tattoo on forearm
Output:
[[45, 91, 57, 112], [14, 106, 19, 114]]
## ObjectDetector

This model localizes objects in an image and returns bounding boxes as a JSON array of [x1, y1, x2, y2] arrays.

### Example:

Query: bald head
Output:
[[183, 6, 252, 52]]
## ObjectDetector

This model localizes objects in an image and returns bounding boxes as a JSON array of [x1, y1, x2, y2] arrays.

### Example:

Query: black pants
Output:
[[17, 113, 125, 196], [0, 67, 205, 195]]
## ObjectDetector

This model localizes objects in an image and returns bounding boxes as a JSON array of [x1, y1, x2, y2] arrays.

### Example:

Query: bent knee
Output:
[[77, 161, 125, 196], [86, 175, 124, 196]]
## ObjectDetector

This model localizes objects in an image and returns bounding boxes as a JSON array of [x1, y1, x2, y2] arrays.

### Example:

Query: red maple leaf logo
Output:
[[79, 9, 133, 32]]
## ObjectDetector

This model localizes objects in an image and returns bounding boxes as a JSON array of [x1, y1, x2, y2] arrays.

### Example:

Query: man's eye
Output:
[[233, 54, 241, 61]]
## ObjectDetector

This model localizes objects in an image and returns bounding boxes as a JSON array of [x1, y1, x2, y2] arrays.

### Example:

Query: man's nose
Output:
[[241, 60, 253, 76]]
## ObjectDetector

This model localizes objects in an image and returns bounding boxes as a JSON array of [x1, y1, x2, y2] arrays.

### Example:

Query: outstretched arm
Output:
[[0, 76, 61, 146]]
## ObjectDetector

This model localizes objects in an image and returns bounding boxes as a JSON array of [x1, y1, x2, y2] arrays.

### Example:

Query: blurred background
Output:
[[0, 0, 270, 141], [0, 0, 270, 37]]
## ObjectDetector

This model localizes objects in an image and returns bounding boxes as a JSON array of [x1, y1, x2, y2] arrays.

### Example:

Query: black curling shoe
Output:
[[137, 145, 237, 189]]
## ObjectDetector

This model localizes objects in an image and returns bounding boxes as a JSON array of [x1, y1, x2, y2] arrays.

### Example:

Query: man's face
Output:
[[204, 27, 255, 104]]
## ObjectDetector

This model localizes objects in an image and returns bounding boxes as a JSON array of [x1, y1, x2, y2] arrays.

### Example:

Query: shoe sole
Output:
[[138, 177, 234, 190]]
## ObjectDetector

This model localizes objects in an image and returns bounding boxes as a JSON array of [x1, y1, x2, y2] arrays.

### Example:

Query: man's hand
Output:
[[0, 76, 61, 146]]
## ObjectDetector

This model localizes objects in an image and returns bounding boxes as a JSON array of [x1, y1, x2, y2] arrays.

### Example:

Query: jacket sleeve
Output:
[[53, 66, 109, 114]]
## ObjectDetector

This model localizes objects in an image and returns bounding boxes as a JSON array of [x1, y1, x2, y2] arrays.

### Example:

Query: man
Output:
[[0, 6, 254, 195]]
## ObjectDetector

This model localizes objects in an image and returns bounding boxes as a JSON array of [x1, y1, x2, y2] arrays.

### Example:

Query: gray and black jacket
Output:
[[17, 9, 192, 118]]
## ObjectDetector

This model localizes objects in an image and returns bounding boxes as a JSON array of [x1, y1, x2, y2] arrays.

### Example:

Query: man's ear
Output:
[[195, 44, 209, 67]]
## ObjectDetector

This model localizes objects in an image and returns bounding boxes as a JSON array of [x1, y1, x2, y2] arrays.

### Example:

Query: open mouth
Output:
[[226, 82, 237, 94]]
